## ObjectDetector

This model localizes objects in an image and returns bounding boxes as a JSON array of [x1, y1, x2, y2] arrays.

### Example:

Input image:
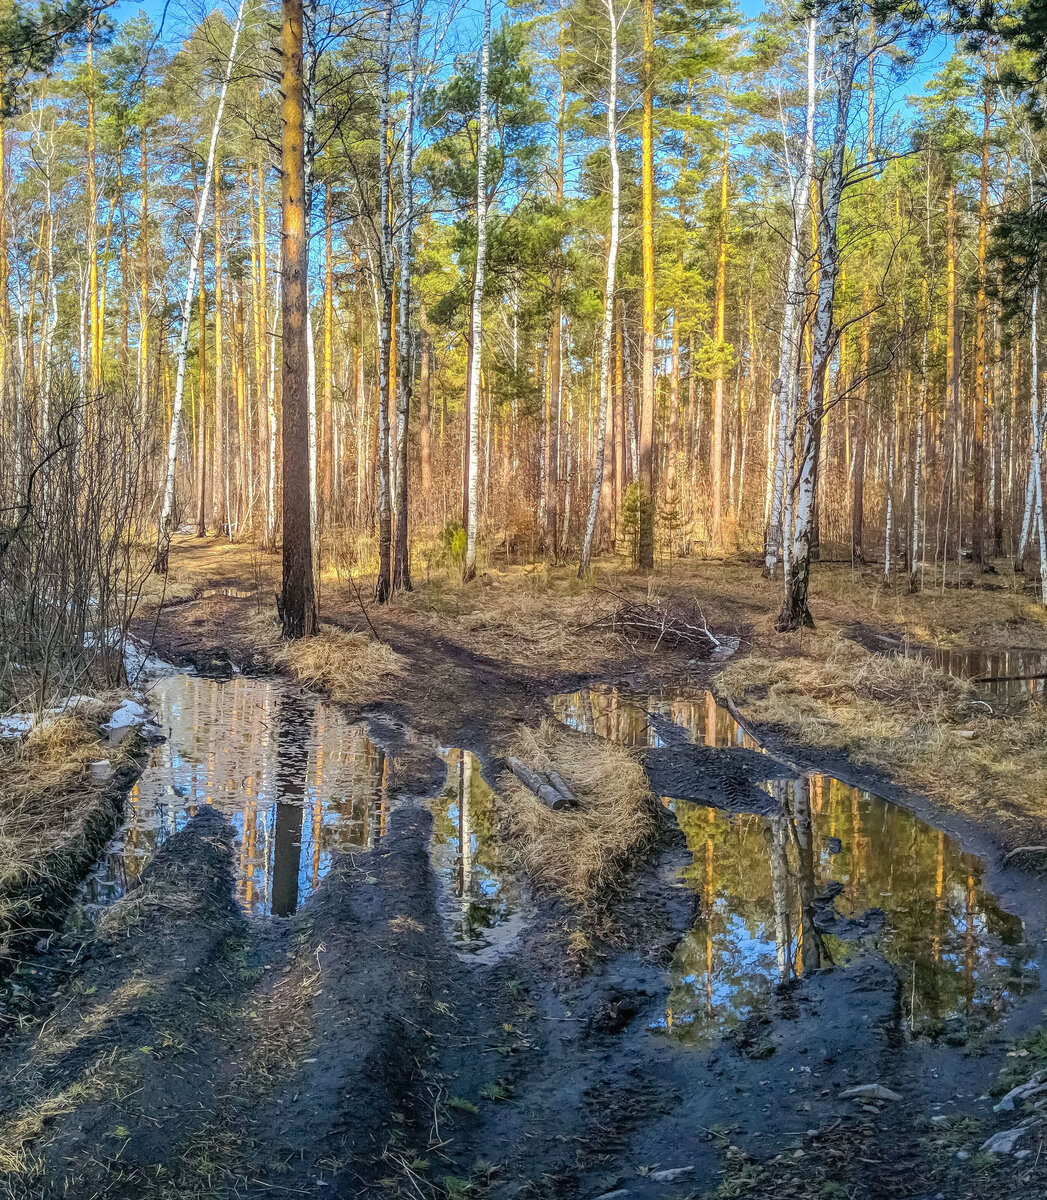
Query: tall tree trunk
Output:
[[579, 0, 621, 576], [393, 0, 423, 593], [972, 77, 991, 564], [279, 0, 317, 637], [637, 0, 656, 568], [214, 185, 227, 535], [766, 16, 817, 576], [154, 0, 247, 571], [139, 122, 150, 426], [710, 113, 729, 549], [419, 298, 432, 496], [778, 9, 859, 631], [323, 182, 334, 515], [194, 264, 208, 537], [464, 0, 492, 581], [375, 0, 395, 600]]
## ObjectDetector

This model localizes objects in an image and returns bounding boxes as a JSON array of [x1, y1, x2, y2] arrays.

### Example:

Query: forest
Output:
[[6, 0, 1047, 1196]]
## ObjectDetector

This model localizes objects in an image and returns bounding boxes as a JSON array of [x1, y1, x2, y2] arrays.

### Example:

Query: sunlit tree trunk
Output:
[[972, 78, 991, 564], [463, 0, 492, 581], [279, 0, 317, 636], [87, 26, 100, 395], [194, 264, 208, 537], [375, 0, 394, 600], [139, 122, 150, 427], [419, 297, 432, 496], [579, 0, 621, 577], [155, 0, 246, 571], [637, 0, 656, 568], [778, 10, 859, 631], [766, 16, 817, 577], [214, 185, 228, 535], [394, 0, 423, 593], [710, 113, 729, 550]]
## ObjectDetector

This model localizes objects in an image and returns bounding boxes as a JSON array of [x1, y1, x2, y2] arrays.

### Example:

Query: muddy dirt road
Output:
[[1, 599, 1046, 1199]]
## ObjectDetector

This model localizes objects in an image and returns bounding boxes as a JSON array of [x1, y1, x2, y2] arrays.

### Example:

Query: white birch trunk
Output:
[[463, 0, 492, 579], [578, 0, 621, 576], [766, 15, 817, 577], [779, 12, 859, 629], [155, 0, 247, 568]]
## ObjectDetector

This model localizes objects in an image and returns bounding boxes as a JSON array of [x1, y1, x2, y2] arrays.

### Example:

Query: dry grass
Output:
[[243, 613, 407, 706], [497, 719, 658, 911], [719, 632, 1047, 852], [0, 714, 126, 953]]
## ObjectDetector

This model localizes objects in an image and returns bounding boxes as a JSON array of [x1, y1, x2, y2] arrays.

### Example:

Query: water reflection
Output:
[[428, 748, 526, 959], [553, 685, 1041, 1045], [79, 675, 389, 920], [554, 684, 740, 748], [915, 645, 1047, 700]]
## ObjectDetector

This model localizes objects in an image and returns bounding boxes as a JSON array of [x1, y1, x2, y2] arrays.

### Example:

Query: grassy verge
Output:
[[1, 713, 133, 968], [718, 630, 1047, 854]]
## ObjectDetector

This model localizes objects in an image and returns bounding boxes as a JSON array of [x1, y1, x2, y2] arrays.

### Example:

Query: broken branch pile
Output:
[[590, 595, 724, 657]]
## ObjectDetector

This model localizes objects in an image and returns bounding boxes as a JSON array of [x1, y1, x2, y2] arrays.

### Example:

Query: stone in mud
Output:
[[993, 1070, 1047, 1113], [648, 1166, 694, 1182], [980, 1122, 1037, 1154], [839, 1084, 903, 1102]]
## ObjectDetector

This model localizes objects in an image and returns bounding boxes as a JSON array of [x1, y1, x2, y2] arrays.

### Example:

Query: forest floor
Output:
[[2, 538, 1047, 1198]]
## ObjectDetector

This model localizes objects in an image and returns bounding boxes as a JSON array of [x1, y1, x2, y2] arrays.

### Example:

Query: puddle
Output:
[[553, 685, 1042, 1046], [201, 587, 257, 600], [76, 675, 390, 921], [428, 748, 527, 960], [916, 645, 1047, 699]]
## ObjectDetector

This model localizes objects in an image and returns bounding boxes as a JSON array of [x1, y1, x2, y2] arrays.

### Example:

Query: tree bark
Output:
[[579, 0, 621, 577], [154, 0, 246, 571], [464, 0, 492, 581], [279, 0, 317, 637]]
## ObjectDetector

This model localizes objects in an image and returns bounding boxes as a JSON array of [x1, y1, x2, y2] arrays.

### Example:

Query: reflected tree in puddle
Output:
[[428, 748, 526, 958], [78, 676, 391, 920], [553, 685, 1040, 1046]]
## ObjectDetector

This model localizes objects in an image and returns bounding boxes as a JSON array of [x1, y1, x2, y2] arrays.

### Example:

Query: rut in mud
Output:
[[1, 665, 1046, 1199]]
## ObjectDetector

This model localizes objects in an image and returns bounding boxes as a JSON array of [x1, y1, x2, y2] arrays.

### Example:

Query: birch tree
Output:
[[463, 0, 492, 582], [579, 0, 621, 578], [778, 1, 861, 631], [765, 13, 816, 578], [154, 0, 246, 572]]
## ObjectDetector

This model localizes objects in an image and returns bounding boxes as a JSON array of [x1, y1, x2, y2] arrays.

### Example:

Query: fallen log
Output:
[[547, 768, 576, 804], [508, 756, 575, 810]]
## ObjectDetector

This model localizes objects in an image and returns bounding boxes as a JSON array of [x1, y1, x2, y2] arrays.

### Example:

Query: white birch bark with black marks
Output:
[[155, 0, 247, 571], [766, 15, 817, 578], [463, 0, 492, 579], [778, 7, 860, 630], [579, 0, 621, 577]]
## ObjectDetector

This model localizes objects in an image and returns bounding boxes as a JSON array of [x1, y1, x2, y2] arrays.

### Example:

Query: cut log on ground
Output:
[[507, 756, 576, 810]]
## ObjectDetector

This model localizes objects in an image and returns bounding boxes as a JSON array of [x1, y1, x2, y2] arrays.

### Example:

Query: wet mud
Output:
[[1, 638, 1046, 1196]]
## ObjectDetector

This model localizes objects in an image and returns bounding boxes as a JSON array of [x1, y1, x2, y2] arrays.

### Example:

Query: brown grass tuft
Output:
[[719, 631, 1047, 852], [0, 714, 127, 954], [497, 719, 658, 910], [243, 614, 407, 706]]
